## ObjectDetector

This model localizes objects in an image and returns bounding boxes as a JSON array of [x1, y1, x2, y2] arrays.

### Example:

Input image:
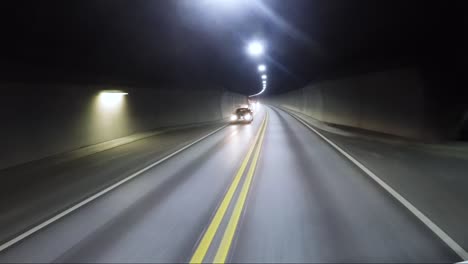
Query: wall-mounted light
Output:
[[99, 91, 128, 108]]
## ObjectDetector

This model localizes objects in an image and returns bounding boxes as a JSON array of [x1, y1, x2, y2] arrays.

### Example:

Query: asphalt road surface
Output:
[[0, 106, 461, 263]]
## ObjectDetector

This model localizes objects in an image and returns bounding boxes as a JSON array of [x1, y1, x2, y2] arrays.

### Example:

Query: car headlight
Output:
[[230, 114, 238, 121], [244, 114, 252, 120]]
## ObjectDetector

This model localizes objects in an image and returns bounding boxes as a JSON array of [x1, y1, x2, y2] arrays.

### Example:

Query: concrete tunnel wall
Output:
[[266, 68, 436, 140], [0, 83, 246, 170]]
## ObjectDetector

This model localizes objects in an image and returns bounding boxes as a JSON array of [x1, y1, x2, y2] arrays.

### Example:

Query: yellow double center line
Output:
[[190, 112, 269, 264]]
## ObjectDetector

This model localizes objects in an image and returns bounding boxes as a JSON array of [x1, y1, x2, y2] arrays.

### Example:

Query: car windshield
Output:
[[235, 108, 251, 115]]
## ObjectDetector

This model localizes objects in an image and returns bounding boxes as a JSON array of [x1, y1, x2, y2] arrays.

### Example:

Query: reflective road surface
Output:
[[0, 106, 461, 263]]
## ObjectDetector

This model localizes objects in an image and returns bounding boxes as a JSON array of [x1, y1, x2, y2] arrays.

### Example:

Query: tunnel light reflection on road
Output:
[[99, 91, 128, 108]]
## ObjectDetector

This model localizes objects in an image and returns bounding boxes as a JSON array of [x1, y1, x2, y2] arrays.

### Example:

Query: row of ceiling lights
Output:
[[246, 41, 267, 97]]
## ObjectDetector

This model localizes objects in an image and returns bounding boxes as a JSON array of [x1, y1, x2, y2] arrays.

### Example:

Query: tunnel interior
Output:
[[0, 1, 466, 143], [1, 1, 468, 263]]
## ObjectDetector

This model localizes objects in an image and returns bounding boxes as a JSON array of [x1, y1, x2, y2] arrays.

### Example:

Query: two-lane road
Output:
[[0, 106, 460, 263]]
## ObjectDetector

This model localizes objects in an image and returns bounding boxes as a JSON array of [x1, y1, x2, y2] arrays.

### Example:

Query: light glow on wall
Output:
[[99, 91, 128, 109], [91, 90, 130, 142]]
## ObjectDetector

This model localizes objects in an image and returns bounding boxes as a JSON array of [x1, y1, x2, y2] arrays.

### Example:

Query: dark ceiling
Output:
[[0, 0, 465, 95]]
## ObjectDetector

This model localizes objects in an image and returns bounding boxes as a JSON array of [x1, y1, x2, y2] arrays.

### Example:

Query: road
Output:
[[0, 106, 461, 263]]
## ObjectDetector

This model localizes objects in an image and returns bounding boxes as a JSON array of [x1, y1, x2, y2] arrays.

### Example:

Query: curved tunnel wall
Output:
[[266, 68, 434, 140], [0, 84, 246, 170]]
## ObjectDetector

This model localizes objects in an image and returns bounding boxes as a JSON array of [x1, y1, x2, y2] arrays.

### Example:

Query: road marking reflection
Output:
[[190, 114, 267, 263], [214, 113, 268, 263]]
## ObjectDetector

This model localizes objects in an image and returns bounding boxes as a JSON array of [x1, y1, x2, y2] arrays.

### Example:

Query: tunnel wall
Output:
[[266, 68, 432, 140], [0, 84, 245, 170]]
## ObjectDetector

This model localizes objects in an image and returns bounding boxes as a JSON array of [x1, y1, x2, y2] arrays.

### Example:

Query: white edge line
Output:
[[0, 124, 228, 253], [277, 107, 468, 261]]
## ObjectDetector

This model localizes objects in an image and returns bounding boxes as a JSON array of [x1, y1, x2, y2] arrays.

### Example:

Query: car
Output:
[[230, 107, 253, 123]]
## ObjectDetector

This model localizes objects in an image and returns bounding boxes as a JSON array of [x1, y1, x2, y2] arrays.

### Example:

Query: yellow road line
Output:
[[189, 115, 267, 263], [214, 112, 269, 263]]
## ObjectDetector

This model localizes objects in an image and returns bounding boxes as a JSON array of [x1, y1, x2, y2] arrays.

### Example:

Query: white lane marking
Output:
[[278, 107, 468, 261], [0, 124, 228, 253]]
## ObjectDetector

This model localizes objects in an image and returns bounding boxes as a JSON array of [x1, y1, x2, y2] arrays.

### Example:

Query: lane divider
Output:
[[277, 106, 468, 261], [190, 113, 268, 263], [0, 124, 229, 253], [214, 112, 268, 263]]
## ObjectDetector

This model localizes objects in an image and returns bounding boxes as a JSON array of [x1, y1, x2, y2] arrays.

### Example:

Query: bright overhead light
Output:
[[249, 86, 266, 97], [258, 64, 266, 72], [261, 75, 267, 79], [247, 41, 264, 57]]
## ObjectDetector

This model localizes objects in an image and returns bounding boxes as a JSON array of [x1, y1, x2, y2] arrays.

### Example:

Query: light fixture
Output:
[[258, 64, 266, 72], [247, 41, 264, 57], [249, 86, 266, 97], [99, 91, 128, 108], [261, 75, 267, 79]]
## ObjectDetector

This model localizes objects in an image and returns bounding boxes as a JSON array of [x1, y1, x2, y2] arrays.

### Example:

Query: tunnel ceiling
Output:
[[0, 0, 464, 95]]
